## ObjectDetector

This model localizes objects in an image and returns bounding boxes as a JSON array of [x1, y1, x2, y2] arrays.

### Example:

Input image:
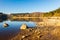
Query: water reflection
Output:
[[0, 13, 8, 22], [10, 18, 43, 22], [0, 20, 36, 40], [0, 13, 44, 40]]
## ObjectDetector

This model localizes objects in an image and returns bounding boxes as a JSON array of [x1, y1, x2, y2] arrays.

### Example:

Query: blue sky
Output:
[[0, 0, 60, 14]]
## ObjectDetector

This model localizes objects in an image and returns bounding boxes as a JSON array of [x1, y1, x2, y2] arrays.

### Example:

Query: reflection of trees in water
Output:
[[0, 13, 8, 22], [10, 18, 43, 22]]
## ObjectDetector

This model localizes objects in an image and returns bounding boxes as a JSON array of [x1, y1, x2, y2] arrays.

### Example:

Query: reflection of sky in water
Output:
[[0, 20, 36, 40]]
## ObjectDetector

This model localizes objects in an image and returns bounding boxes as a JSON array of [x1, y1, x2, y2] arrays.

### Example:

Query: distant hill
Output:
[[43, 8, 60, 17], [51, 8, 60, 13], [30, 8, 60, 17], [10, 8, 60, 17]]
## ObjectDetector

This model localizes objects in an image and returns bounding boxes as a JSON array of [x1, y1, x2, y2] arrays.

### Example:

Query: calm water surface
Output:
[[0, 20, 36, 40]]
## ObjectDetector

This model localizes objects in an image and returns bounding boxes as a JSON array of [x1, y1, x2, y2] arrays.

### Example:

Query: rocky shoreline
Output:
[[10, 26, 60, 40], [2, 17, 60, 40]]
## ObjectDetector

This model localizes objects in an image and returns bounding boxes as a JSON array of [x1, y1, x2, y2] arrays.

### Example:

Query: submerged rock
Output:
[[3, 23, 9, 27], [20, 24, 28, 29]]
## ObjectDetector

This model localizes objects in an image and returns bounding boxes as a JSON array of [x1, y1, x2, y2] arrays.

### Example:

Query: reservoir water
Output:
[[0, 20, 36, 40]]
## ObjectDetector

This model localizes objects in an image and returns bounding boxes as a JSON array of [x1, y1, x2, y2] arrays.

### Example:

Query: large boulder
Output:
[[20, 24, 28, 29], [3, 23, 9, 27]]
